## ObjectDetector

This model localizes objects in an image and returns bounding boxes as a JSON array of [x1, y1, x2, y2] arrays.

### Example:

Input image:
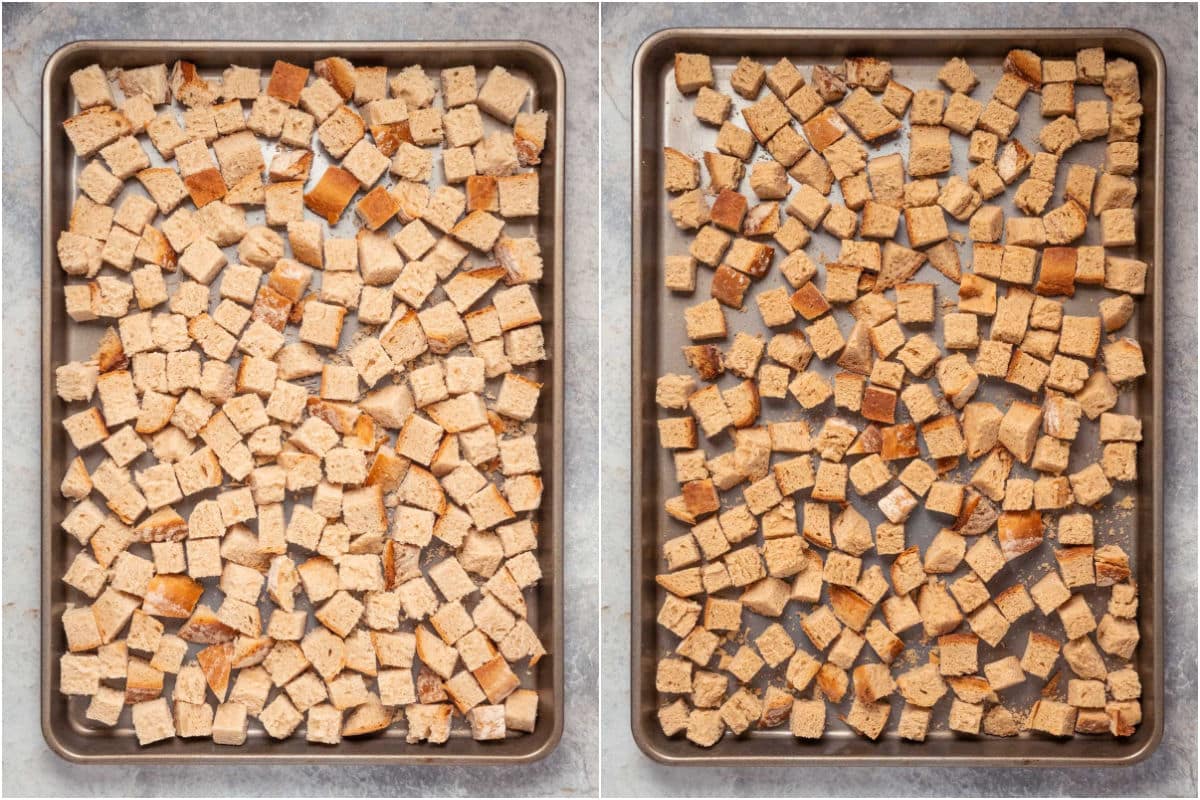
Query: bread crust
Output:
[[304, 167, 360, 224]]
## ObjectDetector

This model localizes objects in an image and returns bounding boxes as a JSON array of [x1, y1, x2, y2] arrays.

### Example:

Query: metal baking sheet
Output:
[[42, 39, 564, 764], [631, 28, 1163, 766]]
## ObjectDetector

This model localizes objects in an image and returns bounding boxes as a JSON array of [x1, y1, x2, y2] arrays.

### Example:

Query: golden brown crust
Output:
[[266, 60, 310, 106], [473, 655, 521, 704], [830, 585, 873, 631], [184, 168, 227, 208], [343, 695, 395, 736], [305, 397, 360, 433], [759, 688, 794, 728], [197, 641, 233, 700], [803, 107, 848, 152], [171, 60, 215, 106], [224, 172, 265, 207], [95, 327, 129, 373], [143, 575, 205, 619], [946, 675, 993, 704], [682, 479, 720, 517], [138, 224, 179, 270], [378, 540, 400, 591], [270, 150, 313, 183], [369, 121, 412, 157], [726, 380, 761, 428], [682, 345, 725, 381], [711, 265, 751, 309], [710, 190, 748, 232], [514, 116, 546, 166], [1075, 708, 1110, 734], [125, 658, 164, 703], [177, 603, 238, 643], [267, 259, 310, 303], [466, 175, 499, 212], [367, 449, 410, 495], [1035, 246, 1078, 297], [1002, 49, 1042, 90], [742, 202, 780, 237], [790, 282, 831, 320], [816, 663, 849, 702], [952, 489, 999, 536], [1108, 704, 1138, 737], [880, 423, 920, 460], [414, 625, 449, 677], [852, 663, 895, 703], [997, 510, 1044, 560], [314, 56, 356, 100], [731, 241, 774, 278], [847, 424, 882, 456], [134, 507, 187, 542], [861, 386, 897, 424], [1094, 545, 1132, 586], [251, 285, 293, 332], [304, 167, 360, 225], [355, 185, 401, 231], [233, 635, 273, 668]]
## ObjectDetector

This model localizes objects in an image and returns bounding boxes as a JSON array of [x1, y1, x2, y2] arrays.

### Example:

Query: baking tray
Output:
[[42, 39, 564, 764], [631, 28, 1164, 766]]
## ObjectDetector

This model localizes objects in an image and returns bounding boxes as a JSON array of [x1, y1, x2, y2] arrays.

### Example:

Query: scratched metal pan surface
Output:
[[631, 28, 1163, 766], [42, 40, 564, 764]]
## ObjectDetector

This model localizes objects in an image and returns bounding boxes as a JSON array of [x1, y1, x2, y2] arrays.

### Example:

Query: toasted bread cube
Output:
[[880, 80, 914, 116], [966, 129, 999, 163], [1055, 593, 1098, 641], [83, 684, 125, 727], [131, 697, 174, 745], [789, 149, 834, 194], [663, 147, 699, 192], [742, 92, 791, 143], [911, 89, 945, 126], [473, 66, 528, 125], [895, 282, 935, 325], [1106, 667, 1142, 702], [1105, 141, 1139, 175], [714, 122, 755, 162], [993, 71, 1033, 109], [909, 124, 952, 177], [101, 135, 152, 181], [663, 255, 697, 293], [942, 92, 982, 135], [70, 63, 118, 111], [694, 86, 732, 126], [779, 695, 826, 741], [747, 163, 787, 203], [786, 185, 830, 230], [1029, 699, 1078, 737]]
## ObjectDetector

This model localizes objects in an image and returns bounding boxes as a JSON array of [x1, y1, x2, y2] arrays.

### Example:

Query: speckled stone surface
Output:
[[1, 3, 598, 796], [600, 3, 1196, 796]]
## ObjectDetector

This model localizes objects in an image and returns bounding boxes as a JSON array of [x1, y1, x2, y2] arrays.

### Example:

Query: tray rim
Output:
[[41, 37, 565, 765], [629, 25, 1165, 767]]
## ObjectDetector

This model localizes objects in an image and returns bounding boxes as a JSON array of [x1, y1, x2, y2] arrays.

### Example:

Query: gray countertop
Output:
[[1, 3, 598, 796], [599, 2, 1197, 797]]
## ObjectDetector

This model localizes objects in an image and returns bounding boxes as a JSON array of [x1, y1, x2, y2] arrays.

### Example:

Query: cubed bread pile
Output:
[[55, 57, 550, 747], [655, 49, 1146, 746]]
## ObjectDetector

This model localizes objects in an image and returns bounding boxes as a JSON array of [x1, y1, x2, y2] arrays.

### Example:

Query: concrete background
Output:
[[599, 2, 1197, 797], [1, 2, 599, 796]]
